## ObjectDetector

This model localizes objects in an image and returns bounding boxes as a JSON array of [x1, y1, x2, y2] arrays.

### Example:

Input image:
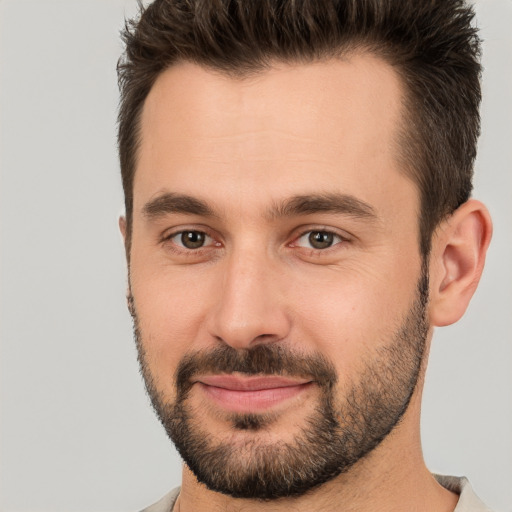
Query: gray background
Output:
[[0, 0, 510, 510]]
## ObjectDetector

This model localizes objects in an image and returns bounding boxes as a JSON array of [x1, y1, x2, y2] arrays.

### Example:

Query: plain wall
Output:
[[0, 1, 510, 510]]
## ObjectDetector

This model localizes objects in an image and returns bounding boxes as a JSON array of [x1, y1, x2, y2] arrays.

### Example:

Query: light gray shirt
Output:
[[140, 474, 493, 512]]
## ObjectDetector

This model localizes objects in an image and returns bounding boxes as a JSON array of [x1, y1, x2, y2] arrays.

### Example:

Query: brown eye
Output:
[[308, 231, 335, 249], [294, 230, 343, 250], [176, 231, 207, 249]]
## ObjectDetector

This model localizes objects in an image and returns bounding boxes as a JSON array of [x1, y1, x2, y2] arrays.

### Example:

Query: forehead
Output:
[[135, 55, 413, 217]]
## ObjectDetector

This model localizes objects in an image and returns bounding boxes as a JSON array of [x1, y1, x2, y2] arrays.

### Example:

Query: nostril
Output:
[[253, 334, 280, 343]]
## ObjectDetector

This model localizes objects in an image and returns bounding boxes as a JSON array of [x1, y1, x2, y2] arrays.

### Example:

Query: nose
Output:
[[207, 249, 291, 350]]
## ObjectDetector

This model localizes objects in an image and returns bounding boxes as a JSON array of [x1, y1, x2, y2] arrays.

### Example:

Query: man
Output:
[[116, 1, 493, 511]]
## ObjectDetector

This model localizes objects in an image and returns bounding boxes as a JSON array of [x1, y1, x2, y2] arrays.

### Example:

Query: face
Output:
[[127, 55, 430, 499]]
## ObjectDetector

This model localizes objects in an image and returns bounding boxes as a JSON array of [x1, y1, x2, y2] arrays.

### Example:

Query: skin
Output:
[[121, 55, 492, 512]]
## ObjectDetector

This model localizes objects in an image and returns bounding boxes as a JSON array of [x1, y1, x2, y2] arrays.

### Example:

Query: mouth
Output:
[[195, 374, 314, 413]]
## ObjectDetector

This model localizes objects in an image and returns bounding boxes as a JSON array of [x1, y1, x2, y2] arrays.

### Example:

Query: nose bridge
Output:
[[209, 240, 290, 349]]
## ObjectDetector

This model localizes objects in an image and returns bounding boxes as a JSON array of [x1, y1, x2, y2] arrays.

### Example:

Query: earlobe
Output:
[[429, 199, 492, 327]]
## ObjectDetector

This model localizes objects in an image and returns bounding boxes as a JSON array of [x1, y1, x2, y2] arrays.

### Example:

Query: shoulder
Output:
[[139, 487, 181, 512], [434, 474, 493, 512]]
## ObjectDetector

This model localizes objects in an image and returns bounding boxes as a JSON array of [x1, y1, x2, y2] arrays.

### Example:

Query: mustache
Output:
[[174, 343, 338, 397]]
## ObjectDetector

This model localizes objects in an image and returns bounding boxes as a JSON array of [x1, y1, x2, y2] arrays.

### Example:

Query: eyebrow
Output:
[[142, 191, 377, 222], [143, 192, 216, 220], [267, 193, 377, 221]]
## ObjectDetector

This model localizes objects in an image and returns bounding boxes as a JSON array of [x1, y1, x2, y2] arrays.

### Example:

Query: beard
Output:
[[131, 266, 430, 500]]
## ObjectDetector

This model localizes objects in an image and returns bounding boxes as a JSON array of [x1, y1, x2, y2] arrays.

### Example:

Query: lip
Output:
[[195, 375, 313, 413]]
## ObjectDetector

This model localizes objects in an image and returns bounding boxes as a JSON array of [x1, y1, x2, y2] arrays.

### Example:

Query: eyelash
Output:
[[161, 227, 350, 256]]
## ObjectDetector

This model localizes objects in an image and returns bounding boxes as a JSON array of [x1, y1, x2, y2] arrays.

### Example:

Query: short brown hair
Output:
[[117, 0, 482, 256]]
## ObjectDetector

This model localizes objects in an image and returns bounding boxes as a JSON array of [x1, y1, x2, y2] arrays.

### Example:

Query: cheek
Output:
[[289, 260, 420, 374], [130, 263, 215, 385]]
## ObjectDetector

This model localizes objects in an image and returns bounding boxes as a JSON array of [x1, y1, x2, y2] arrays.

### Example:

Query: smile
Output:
[[196, 375, 314, 413]]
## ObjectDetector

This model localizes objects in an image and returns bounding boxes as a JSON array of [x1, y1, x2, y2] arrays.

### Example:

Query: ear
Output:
[[429, 199, 492, 327], [119, 215, 131, 260], [118, 215, 135, 316], [119, 215, 127, 242]]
